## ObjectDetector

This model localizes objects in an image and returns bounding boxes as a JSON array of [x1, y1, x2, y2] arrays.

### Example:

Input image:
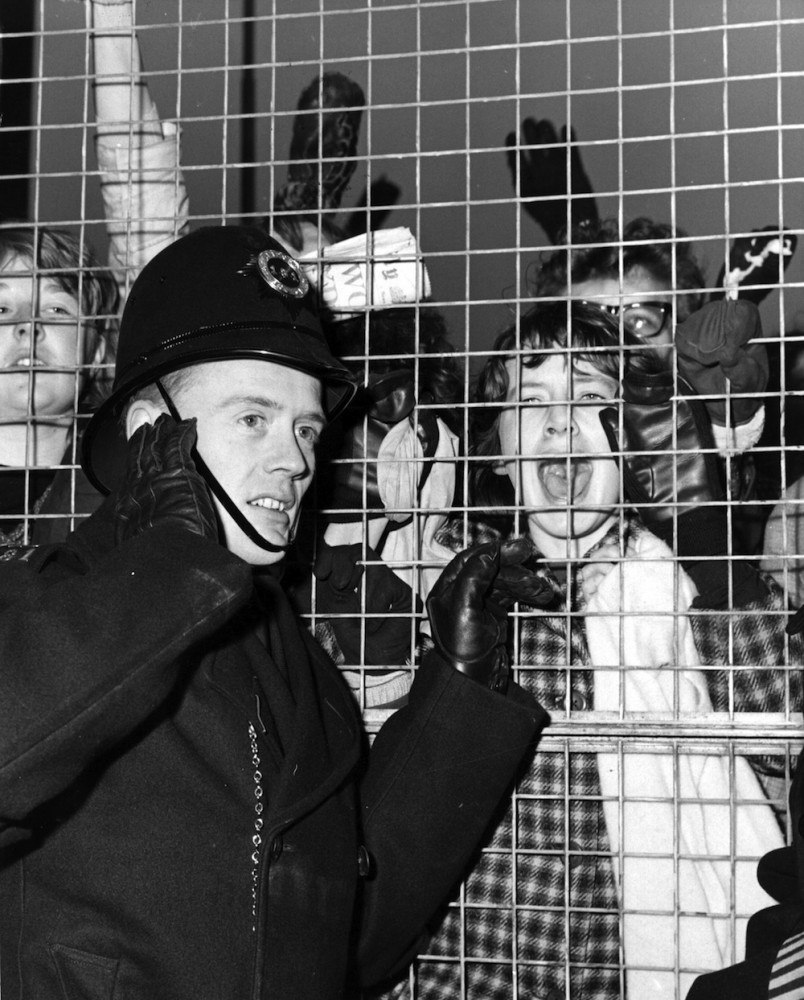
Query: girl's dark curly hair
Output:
[[471, 300, 634, 523], [325, 306, 462, 432], [534, 216, 706, 322]]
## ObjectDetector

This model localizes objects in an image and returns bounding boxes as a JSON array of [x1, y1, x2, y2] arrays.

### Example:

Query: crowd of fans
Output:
[[0, 2, 802, 999]]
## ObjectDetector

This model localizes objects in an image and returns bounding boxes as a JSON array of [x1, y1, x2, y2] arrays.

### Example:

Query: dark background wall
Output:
[[3, 0, 802, 352]]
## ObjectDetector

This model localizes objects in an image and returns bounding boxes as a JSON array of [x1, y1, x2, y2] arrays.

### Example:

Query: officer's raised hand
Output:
[[427, 537, 556, 693], [114, 414, 219, 545]]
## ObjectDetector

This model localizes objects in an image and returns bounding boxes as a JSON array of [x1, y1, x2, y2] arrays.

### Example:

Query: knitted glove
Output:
[[505, 118, 599, 244], [274, 72, 364, 214], [114, 414, 218, 546], [719, 226, 798, 305], [427, 537, 556, 693], [674, 299, 768, 428], [312, 542, 417, 665]]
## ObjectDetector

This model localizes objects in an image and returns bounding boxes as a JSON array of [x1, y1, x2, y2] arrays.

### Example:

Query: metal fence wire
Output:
[[1, 1, 803, 997]]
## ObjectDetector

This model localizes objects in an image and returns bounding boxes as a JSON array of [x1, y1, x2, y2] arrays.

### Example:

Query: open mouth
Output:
[[537, 458, 593, 503]]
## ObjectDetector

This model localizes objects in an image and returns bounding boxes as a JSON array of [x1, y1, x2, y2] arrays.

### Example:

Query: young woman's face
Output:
[[496, 351, 621, 559], [0, 255, 99, 419], [571, 265, 674, 348]]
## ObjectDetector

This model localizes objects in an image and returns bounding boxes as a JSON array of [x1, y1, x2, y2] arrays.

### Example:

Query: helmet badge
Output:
[[255, 248, 309, 299]]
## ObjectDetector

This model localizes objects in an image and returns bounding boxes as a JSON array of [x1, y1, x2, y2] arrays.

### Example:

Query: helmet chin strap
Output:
[[155, 380, 290, 554]]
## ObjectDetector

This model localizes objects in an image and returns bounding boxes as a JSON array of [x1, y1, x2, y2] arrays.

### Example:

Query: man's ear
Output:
[[125, 399, 165, 440]]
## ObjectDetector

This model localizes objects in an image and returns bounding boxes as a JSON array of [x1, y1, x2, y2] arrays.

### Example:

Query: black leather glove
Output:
[[327, 414, 389, 517], [312, 542, 418, 665], [327, 371, 437, 519], [505, 118, 599, 243], [114, 414, 219, 546], [599, 360, 723, 528], [427, 537, 557, 693], [600, 365, 766, 609], [674, 299, 768, 428]]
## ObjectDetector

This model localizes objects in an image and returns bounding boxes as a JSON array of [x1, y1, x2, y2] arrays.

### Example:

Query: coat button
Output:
[[357, 844, 373, 878], [270, 836, 283, 862], [570, 691, 587, 710]]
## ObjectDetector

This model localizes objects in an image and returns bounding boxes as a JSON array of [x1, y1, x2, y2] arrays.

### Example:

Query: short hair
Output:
[[325, 306, 463, 433], [534, 216, 706, 322], [471, 300, 633, 519], [0, 225, 119, 404], [121, 366, 200, 429]]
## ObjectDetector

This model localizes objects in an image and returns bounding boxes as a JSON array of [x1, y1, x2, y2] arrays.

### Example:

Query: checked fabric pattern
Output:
[[383, 514, 800, 1000]]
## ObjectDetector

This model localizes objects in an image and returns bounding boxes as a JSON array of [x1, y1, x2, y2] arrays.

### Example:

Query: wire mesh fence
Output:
[[1, 1, 802, 996]]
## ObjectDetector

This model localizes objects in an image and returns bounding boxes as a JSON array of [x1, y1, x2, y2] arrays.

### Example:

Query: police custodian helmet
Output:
[[81, 225, 358, 494]]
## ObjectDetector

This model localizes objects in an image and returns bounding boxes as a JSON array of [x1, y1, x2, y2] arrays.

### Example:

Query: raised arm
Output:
[[505, 118, 599, 244], [91, 0, 189, 291], [92, 0, 160, 139], [354, 539, 552, 985]]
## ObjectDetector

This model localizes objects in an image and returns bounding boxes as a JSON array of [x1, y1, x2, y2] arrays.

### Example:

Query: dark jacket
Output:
[[0, 417, 102, 553], [685, 750, 804, 1000], [0, 499, 545, 1000], [30, 461, 103, 545]]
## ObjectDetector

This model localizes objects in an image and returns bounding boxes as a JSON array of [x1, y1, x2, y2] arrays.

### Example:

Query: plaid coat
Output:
[[383, 514, 802, 1000]]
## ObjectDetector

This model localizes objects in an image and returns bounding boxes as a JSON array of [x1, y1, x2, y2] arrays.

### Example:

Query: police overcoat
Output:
[[0, 500, 544, 1000]]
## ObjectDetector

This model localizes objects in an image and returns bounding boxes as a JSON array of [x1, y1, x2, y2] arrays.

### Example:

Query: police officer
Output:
[[0, 226, 546, 1000]]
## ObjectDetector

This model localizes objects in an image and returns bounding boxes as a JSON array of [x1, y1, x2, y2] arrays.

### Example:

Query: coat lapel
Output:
[[252, 575, 362, 832]]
